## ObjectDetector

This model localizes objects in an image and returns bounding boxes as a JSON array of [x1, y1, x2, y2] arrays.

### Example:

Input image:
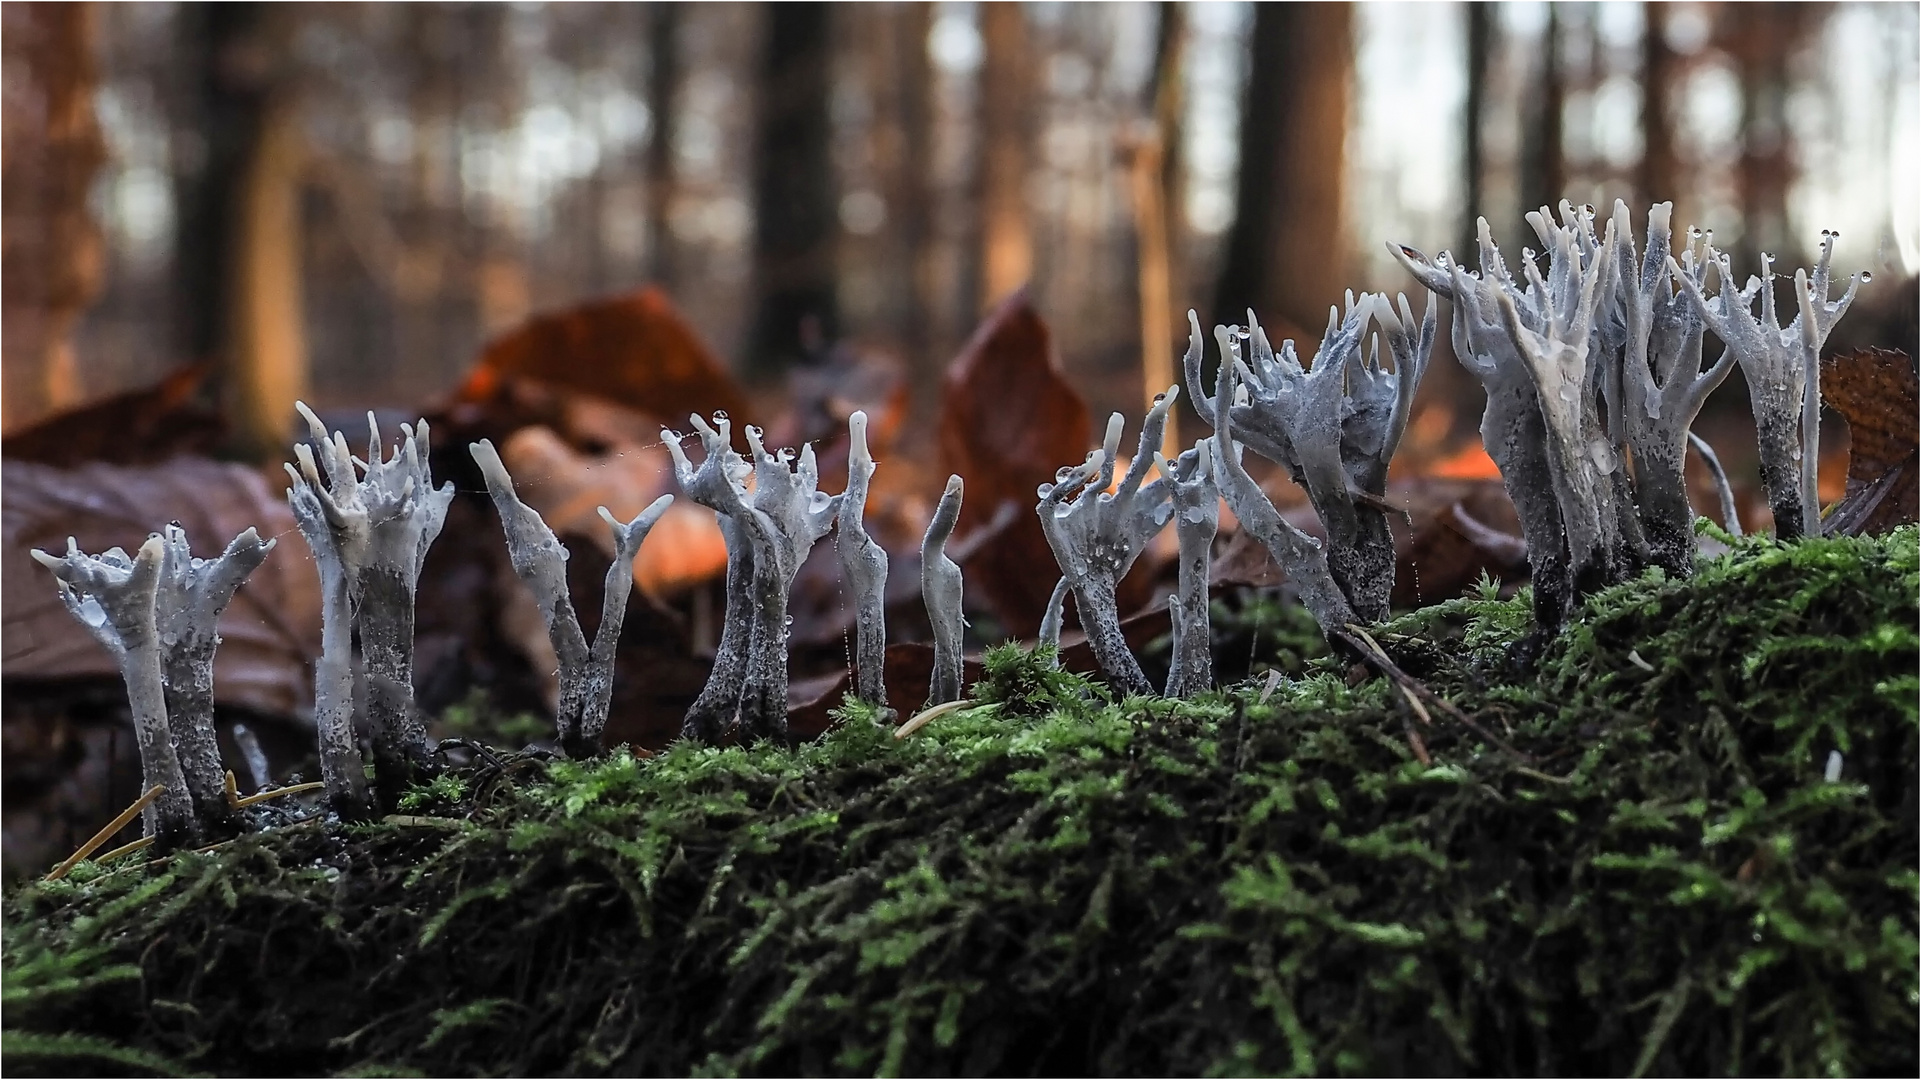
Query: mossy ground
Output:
[[4, 528, 1915, 1078]]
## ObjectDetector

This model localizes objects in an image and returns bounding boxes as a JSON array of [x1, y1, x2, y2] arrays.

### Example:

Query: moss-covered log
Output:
[[5, 528, 1915, 1078]]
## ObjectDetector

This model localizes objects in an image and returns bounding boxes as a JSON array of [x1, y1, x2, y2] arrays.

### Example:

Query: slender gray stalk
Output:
[[837, 410, 889, 707], [922, 475, 966, 705], [1159, 440, 1218, 698]]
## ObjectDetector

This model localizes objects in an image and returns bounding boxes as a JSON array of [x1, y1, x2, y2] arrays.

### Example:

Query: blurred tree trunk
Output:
[[1462, 2, 1491, 259], [1149, 1, 1189, 317], [646, 1, 680, 286], [1639, 2, 1680, 208], [1211, 2, 1352, 338], [881, 3, 942, 437], [1517, 5, 1565, 224], [975, 2, 1035, 315], [175, 3, 308, 462], [1, 1, 106, 432], [748, 2, 838, 374], [1723, 3, 1812, 266]]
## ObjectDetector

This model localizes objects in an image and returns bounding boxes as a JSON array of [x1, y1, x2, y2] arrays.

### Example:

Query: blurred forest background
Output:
[[4, 0, 1920, 873], [4, 1, 1917, 445]]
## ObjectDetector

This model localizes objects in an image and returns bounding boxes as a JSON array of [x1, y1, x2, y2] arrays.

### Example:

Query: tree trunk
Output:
[[1210, 3, 1352, 337], [1639, 1, 1679, 207], [646, 1, 680, 285], [1518, 5, 1565, 223], [1, 1, 106, 432], [1723, 3, 1813, 267], [747, 2, 838, 374], [224, 92, 309, 462], [882, 2, 941, 440], [975, 2, 1035, 315], [1462, 2, 1491, 259]]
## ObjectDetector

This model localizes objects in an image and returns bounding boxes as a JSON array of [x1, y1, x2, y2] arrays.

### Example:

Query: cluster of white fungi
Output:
[[38, 200, 1862, 850]]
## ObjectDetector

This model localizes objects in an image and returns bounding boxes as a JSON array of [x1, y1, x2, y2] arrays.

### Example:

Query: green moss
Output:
[[4, 530, 1914, 1077]]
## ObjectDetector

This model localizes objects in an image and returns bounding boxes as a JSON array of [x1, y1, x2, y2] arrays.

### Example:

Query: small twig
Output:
[[383, 815, 469, 829], [894, 699, 975, 740], [46, 784, 166, 882], [1256, 668, 1284, 706], [1339, 625, 1532, 762], [1511, 765, 1574, 785], [94, 836, 157, 864], [434, 737, 507, 772], [231, 781, 325, 809]]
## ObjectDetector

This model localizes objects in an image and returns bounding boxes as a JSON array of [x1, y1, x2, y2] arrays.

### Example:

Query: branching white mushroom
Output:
[[284, 408, 374, 819], [473, 439, 673, 757], [1157, 440, 1218, 698], [922, 475, 966, 705], [1037, 391, 1178, 696], [153, 524, 273, 836], [666, 414, 841, 742], [354, 413, 455, 803], [1672, 230, 1865, 540], [664, 415, 756, 742], [1609, 203, 1737, 574], [1194, 324, 1359, 638], [837, 411, 890, 710], [33, 536, 198, 847]]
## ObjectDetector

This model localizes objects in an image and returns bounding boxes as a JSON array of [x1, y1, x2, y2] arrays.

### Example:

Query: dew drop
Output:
[[1860, 271, 1873, 283], [1235, 328, 1252, 341], [713, 409, 729, 420]]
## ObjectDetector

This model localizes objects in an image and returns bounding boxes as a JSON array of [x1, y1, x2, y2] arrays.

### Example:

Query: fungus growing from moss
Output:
[[1036, 391, 1178, 696], [666, 414, 841, 743], [837, 411, 890, 711], [1156, 440, 1218, 698], [1672, 229, 1864, 540], [32, 536, 199, 848], [922, 474, 966, 705], [472, 439, 673, 758]]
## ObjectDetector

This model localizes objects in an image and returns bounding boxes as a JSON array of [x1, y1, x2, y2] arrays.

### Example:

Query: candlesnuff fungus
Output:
[[1672, 229, 1864, 540], [666, 414, 841, 742], [666, 415, 756, 741], [1394, 230, 1578, 630], [1608, 202, 1738, 575], [284, 407, 374, 819], [1037, 392, 1177, 696], [1157, 440, 1218, 698], [922, 475, 966, 705], [837, 411, 889, 709], [472, 439, 673, 758], [1491, 205, 1628, 595], [153, 523, 274, 837], [1194, 324, 1359, 637], [352, 412, 454, 806], [1183, 291, 1433, 623], [33, 536, 198, 847]]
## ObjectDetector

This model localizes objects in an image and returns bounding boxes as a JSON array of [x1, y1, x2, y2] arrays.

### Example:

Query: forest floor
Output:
[[3, 526, 1915, 1078]]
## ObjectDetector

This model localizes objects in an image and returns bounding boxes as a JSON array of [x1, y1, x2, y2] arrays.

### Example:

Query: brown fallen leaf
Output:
[[1, 363, 223, 467], [455, 286, 752, 428], [1821, 347, 1918, 535], [938, 291, 1099, 636], [2, 458, 320, 717]]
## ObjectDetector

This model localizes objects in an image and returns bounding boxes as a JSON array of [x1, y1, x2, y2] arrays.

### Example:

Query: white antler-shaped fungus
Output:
[[1037, 391, 1178, 696], [1157, 440, 1218, 698], [473, 439, 673, 757], [284, 406, 374, 819], [152, 524, 273, 836], [33, 536, 199, 846], [1672, 230, 1864, 540], [838, 411, 890, 710], [922, 475, 966, 705], [1194, 324, 1359, 637]]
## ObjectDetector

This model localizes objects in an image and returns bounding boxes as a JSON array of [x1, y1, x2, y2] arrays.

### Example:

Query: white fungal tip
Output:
[[1824, 750, 1843, 783]]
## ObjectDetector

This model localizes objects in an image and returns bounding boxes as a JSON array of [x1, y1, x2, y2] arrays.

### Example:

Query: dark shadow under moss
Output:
[[5, 528, 1915, 1078]]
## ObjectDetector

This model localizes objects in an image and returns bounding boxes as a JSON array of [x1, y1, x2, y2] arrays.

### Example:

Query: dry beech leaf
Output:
[[937, 290, 1093, 636], [2, 458, 320, 718], [1821, 347, 1918, 535], [497, 426, 729, 597], [456, 286, 751, 427], [1, 363, 223, 467]]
